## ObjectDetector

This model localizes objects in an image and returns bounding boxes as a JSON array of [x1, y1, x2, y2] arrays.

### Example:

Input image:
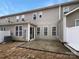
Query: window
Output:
[[5, 18, 8, 23], [37, 27, 40, 35], [52, 27, 56, 36], [63, 6, 69, 14], [16, 16, 19, 19], [1, 27, 5, 31], [75, 19, 79, 26], [11, 32, 13, 36], [44, 27, 47, 36], [16, 16, 19, 22], [1, 27, 3, 31], [33, 13, 37, 20], [4, 28, 5, 31], [21, 15, 25, 21], [21, 15, 24, 18], [17, 20, 19, 22], [39, 12, 43, 18], [33, 14, 36, 20], [15, 26, 22, 36], [22, 18, 24, 21], [19, 26, 22, 36], [8, 20, 10, 23], [16, 26, 18, 36]]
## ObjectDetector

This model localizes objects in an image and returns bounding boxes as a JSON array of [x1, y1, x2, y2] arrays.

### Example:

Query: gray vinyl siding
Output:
[[35, 7, 59, 40], [0, 2, 79, 41], [61, 3, 79, 20], [66, 10, 79, 27]]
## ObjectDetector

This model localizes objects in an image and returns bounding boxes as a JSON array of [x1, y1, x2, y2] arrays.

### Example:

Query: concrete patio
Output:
[[19, 39, 73, 55]]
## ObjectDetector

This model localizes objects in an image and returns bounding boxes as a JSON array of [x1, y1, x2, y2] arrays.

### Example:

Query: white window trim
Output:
[[37, 27, 40, 35], [44, 27, 48, 36], [1, 27, 6, 31], [38, 11, 43, 18], [75, 19, 79, 26], [53, 26, 58, 37], [32, 13, 37, 20], [15, 25, 23, 37], [52, 27, 57, 36], [16, 16, 20, 19], [63, 6, 69, 13], [21, 15, 25, 18]]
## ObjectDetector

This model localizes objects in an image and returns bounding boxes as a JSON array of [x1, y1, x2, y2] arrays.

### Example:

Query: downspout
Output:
[[63, 15, 67, 43], [57, 4, 61, 39], [59, 4, 61, 20]]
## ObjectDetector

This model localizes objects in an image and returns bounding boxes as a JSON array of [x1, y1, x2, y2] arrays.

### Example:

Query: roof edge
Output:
[[0, 1, 79, 18], [65, 7, 79, 16]]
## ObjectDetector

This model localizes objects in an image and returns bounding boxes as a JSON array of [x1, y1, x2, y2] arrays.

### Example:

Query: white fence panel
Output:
[[0, 31, 10, 43], [66, 27, 79, 51]]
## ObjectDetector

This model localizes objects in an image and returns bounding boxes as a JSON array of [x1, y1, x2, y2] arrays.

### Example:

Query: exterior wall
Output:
[[57, 20, 63, 42], [0, 7, 59, 40], [0, 25, 15, 36], [66, 10, 79, 27], [35, 8, 59, 40], [0, 2, 79, 41], [0, 24, 28, 41], [14, 24, 28, 41]]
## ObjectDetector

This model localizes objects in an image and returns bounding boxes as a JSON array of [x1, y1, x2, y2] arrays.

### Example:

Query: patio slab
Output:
[[19, 39, 73, 55]]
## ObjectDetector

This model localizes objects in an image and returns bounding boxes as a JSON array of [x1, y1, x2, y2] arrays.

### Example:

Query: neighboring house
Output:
[[63, 7, 79, 56], [0, 1, 79, 42]]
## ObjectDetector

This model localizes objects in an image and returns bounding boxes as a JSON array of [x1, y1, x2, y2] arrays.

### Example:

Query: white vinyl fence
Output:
[[0, 31, 10, 43], [66, 27, 79, 51]]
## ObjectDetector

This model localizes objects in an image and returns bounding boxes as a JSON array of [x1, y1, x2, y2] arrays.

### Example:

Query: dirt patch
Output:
[[0, 42, 78, 59]]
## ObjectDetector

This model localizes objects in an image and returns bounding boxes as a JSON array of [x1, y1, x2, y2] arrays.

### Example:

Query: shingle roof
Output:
[[0, 1, 79, 18]]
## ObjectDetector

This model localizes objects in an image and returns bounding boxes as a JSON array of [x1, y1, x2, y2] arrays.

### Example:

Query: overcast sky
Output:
[[0, 0, 70, 16]]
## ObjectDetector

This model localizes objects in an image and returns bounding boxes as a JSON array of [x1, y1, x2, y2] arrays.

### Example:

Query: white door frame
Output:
[[28, 23, 36, 41]]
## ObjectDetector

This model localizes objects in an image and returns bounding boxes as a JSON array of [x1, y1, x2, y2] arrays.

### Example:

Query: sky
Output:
[[0, 0, 71, 16]]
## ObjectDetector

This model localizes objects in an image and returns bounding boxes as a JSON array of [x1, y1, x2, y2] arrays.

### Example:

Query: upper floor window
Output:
[[16, 16, 19, 19], [37, 27, 40, 35], [5, 18, 8, 20], [33, 13, 37, 20], [8, 20, 10, 23], [63, 6, 69, 14], [52, 27, 56, 36], [39, 12, 43, 18], [21, 15, 24, 18], [21, 15, 25, 21], [16, 16, 19, 22], [7, 17, 11, 23], [22, 18, 24, 21], [44, 27, 47, 36], [5, 18, 9, 23]]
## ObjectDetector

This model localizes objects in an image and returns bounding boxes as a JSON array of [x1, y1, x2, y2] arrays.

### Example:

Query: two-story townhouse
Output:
[[0, 1, 79, 42]]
